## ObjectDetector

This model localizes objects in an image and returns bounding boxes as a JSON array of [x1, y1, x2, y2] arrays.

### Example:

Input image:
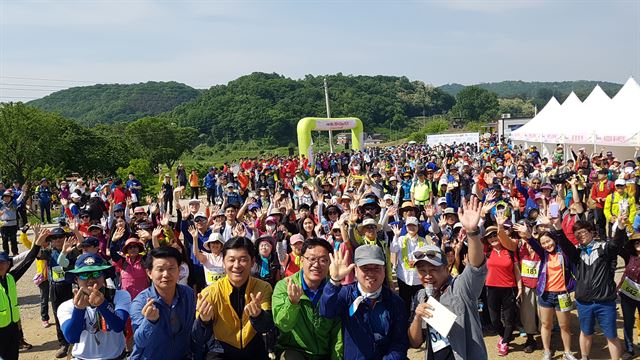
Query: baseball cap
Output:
[[354, 245, 386, 266], [483, 226, 499, 238], [413, 245, 447, 267], [194, 212, 207, 221], [70, 193, 81, 200], [204, 233, 225, 247], [443, 207, 457, 215], [290, 234, 304, 245], [67, 253, 112, 274], [134, 206, 146, 214], [88, 224, 103, 232], [78, 236, 100, 248], [113, 203, 125, 212], [0, 252, 12, 263], [615, 179, 626, 186], [405, 217, 419, 227], [188, 199, 200, 205], [437, 197, 447, 205]]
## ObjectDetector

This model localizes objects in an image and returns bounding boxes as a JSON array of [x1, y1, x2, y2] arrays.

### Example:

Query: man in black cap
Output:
[[58, 253, 130, 360]]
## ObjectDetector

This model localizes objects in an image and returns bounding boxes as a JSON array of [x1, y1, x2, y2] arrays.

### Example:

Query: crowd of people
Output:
[[1, 136, 640, 360]]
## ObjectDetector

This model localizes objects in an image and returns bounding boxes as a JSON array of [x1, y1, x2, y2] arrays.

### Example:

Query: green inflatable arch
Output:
[[297, 117, 363, 159]]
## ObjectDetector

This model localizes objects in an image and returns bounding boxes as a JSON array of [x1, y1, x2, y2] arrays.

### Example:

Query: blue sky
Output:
[[1, 0, 638, 101]]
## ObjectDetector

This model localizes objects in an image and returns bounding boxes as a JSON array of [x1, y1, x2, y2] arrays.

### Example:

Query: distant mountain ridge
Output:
[[28, 81, 201, 126], [439, 80, 623, 100]]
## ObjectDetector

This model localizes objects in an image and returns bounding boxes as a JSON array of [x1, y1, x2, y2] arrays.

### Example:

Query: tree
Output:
[[0, 103, 60, 182], [449, 86, 499, 123], [498, 98, 535, 117], [125, 117, 198, 172]]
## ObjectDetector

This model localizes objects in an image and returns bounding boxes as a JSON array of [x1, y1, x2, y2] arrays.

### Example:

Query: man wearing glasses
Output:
[[58, 253, 131, 360], [408, 197, 488, 360], [272, 238, 342, 359]]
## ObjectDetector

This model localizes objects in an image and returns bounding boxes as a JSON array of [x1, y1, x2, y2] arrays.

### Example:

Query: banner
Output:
[[314, 119, 357, 131], [426, 132, 480, 146]]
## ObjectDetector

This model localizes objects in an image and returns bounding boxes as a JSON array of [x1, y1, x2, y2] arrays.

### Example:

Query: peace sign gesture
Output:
[[286, 277, 303, 305]]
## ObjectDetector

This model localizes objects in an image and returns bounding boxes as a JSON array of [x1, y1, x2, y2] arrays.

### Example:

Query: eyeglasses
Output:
[[194, 217, 207, 223], [78, 271, 103, 280], [532, 181, 541, 185], [302, 256, 330, 265], [574, 229, 590, 237]]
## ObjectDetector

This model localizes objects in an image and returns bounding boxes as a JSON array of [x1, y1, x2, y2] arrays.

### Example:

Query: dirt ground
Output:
[[12, 210, 627, 360]]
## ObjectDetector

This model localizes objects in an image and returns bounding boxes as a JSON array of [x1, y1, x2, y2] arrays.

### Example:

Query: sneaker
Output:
[[563, 352, 578, 360], [55, 345, 68, 359], [541, 351, 553, 360], [498, 340, 509, 356], [497, 336, 503, 349], [42, 320, 50, 328], [622, 351, 634, 360], [19, 339, 33, 351]]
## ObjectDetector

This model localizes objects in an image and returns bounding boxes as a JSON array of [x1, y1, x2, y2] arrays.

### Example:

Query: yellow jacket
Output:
[[199, 276, 272, 349], [604, 191, 637, 224]]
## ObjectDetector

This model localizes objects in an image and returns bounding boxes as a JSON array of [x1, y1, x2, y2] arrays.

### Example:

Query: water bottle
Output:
[[425, 283, 435, 299], [478, 299, 484, 313]]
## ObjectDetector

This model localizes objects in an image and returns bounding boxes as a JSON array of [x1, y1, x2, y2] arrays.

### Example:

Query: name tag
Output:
[[204, 269, 224, 285], [521, 259, 540, 279], [620, 277, 640, 301], [558, 293, 574, 312], [51, 266, 65, 282]]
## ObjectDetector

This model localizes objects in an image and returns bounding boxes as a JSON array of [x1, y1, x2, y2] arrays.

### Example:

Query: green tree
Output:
[[116, 159, 157, 196], [125, 117, 198, 172], [449, 86, 499, 123], [497, 98, 535, 117]]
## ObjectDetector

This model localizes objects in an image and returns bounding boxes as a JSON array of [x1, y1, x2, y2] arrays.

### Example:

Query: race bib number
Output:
[[51, 266, 65, 282], [620, 277, 640, 301], [558, 293, 574, 312], [521, 260, 540, 279], [205, 269, 224, 285], [426, 324, 451, 353]]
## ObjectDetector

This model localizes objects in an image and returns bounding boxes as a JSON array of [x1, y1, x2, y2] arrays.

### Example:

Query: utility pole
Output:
[[324, 77, 333, 153]]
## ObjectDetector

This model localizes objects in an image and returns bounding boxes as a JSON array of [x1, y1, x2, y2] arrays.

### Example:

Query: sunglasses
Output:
[[414, 250, 440, 260], [327, 211, 338, 215], [80, 215, 90, 218], [332, 228, 342, 233], [194, 217, 207, 223], [78, 271, 103, 280]]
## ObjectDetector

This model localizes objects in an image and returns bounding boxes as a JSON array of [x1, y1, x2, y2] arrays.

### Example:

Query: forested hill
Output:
[[160, 72, 455, 146], [28, 81, 201, 126], [439, 80, 623, 100]]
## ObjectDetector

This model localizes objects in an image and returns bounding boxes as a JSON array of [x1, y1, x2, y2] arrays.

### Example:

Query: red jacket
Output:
[[590, 180, 614, 209]]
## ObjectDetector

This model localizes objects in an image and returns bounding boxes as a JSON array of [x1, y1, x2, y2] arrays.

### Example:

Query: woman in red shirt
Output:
[[484, 225, 521, 356]]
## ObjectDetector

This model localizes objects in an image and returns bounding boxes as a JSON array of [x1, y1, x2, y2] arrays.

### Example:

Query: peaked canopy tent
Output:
[[511, 77, 640, 160]]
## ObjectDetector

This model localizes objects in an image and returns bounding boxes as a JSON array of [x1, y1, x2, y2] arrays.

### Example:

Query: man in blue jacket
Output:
[[204, 167, 217, 206], [320, 245, 408, 359]]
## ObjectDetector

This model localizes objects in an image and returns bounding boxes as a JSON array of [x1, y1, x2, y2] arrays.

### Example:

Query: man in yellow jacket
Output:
[[604, 179, 637, 236], [193, 236, 274, 359], [0, 228, 48, 360]]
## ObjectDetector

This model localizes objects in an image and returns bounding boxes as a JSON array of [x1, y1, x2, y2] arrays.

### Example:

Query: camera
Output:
[[549, 171, 576, 185]]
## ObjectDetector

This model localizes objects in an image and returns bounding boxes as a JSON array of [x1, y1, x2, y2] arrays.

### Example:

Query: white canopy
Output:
[[511, 77, 640, 158]]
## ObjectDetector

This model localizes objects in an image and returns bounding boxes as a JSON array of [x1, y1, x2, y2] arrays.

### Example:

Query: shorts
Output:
[[575, 299, 618, 339], [538, 291, 564, 311]]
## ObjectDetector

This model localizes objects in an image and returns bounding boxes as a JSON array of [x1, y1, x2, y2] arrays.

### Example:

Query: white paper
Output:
[[422, 297, 457, 338]]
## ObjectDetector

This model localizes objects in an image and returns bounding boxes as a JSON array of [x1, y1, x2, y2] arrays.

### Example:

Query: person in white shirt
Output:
[[391, 216, 434, 313], [193, 232, 225, 285], [57, 253, 131, 360]]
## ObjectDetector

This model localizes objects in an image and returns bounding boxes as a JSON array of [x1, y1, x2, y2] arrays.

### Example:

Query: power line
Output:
[[0, 75, 97, 83]]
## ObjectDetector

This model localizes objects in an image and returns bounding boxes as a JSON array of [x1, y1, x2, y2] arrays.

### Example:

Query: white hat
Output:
[[357, 218, 381, 233], [383, 194, 393, 201], [90, 192, 99, 198], [615, 178, 626, 186], [204, 232, 225, 247], [437, 197, 447, 205], [389, 176, 398, 182], [194, 212, 207, 220], [405, 217, 419, 226], [70, 193, 81, 200]]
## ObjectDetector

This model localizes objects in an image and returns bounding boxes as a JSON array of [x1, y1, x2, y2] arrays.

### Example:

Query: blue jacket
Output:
[[319, 282, 408, 360], [204, 173, 216, 189], [526, 230, 576, 295], [130, 284, 196, 360], [37, 186, 52, 203]]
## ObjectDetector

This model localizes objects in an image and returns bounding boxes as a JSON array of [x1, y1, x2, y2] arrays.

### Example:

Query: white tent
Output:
[[511, 77, 640, 159]]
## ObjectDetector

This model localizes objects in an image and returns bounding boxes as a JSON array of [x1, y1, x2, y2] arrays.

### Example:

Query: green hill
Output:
[[161, 72, 455, 146], [28, 81, 201, 126], [439, 80, 623, 100]]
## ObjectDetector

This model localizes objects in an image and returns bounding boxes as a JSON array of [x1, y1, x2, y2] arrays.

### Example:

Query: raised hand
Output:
[[232, 223, 246, 237], [146, 195, 153, 205], [495, 209, 507, 227], [196, 293, 214, 322], [244, 292, 263, 318], [88, 284, 105, 307], [349, 207, 359, 225], [509, 197, 520, 210], [73, 287, 91, 310], [391, 224, 402, 237], [457, 197, 483, 232], [188, 225, 198, 239], [286, 277, 303, 305], [160, 212, 170, 227], [136, 230, 151, 242], [617, 212, 628, 230], [386, 205, 398, 217], [484, 190, 497, 204], [329, 247, 355, 282], [35, 228, 50, 247], [152, 226, 163, 240], [424, 204, 436, 218], [62, 236, 76, 253], [112, 228, 125, 241], [513, 223, 532, 239], [141, 298, 160, 322]]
